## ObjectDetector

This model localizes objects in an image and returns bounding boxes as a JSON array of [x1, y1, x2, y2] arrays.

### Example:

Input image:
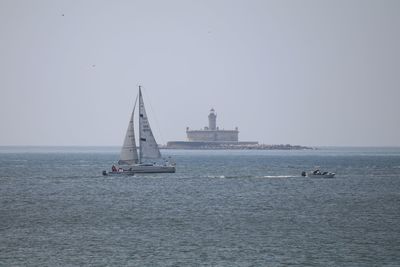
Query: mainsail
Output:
[[118, 97, 139, 165], [138, 86, 162, 162]]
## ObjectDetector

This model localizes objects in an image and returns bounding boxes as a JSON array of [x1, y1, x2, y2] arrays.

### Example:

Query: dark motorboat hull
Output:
[[307, 173, 335, 178]]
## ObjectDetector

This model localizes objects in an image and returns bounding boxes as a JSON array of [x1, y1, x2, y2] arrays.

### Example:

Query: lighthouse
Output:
[[208, 108, 217, 130]]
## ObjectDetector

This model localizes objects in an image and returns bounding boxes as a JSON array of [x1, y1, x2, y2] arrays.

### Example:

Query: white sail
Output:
[[118, 100, 139, 165], [138, 87, 161, 161]]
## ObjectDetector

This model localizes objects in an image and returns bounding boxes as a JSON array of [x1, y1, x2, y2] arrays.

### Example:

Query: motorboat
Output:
[[301, 169, 335, 178]]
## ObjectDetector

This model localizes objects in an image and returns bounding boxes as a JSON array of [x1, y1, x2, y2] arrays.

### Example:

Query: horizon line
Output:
[[1, 145, 400, 148]]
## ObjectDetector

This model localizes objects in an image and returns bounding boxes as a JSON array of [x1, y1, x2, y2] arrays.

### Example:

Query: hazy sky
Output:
[[1, 0, 399, 146]]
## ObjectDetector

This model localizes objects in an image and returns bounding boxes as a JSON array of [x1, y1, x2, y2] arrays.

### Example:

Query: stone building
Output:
[[186, 109, 239, 142], [166, 108, 258, 149]]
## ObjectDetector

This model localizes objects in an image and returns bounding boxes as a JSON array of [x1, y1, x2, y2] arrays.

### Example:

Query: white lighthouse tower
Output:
[[208, 108, 217, 131]]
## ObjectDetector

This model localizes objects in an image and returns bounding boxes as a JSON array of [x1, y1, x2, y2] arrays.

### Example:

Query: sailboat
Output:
[[103, 86, 176, 175]]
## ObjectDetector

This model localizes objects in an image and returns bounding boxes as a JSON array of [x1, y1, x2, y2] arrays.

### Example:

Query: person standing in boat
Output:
[[112, 165, 117, 172]]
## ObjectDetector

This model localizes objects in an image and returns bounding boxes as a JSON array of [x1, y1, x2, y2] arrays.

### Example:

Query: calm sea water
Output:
[[1, 147, 399, 266]]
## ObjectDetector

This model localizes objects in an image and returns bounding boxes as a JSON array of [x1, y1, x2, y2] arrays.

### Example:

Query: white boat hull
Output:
[[122, 164, 176, 173], [103, 170, 135, 176]]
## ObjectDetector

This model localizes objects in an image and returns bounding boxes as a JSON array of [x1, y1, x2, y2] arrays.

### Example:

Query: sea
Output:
[[0, 146, 399, 266]]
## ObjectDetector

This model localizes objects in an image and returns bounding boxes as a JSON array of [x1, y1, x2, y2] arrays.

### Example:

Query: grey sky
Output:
[[0, 0, 399, 146]]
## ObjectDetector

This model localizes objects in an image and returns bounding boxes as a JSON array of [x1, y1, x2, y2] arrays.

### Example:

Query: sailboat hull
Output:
[[123, 164, 176, 173], [102, 170, 135, 176]]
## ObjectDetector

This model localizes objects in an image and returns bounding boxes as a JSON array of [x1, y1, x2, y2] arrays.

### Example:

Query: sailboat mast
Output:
[[132, 93, 139, 164], [138, 85, 143, 164]]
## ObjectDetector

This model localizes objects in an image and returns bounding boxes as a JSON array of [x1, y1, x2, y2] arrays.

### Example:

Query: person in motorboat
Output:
[[313, 169, 321, 175]]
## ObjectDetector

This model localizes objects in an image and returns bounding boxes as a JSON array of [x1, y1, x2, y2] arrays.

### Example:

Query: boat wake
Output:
[[263, 175, 298, 178], [206, 174, 298, 179]]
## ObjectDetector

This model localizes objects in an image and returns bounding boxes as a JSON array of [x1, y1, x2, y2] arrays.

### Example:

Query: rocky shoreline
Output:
[[161, 143, 313, 150]]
